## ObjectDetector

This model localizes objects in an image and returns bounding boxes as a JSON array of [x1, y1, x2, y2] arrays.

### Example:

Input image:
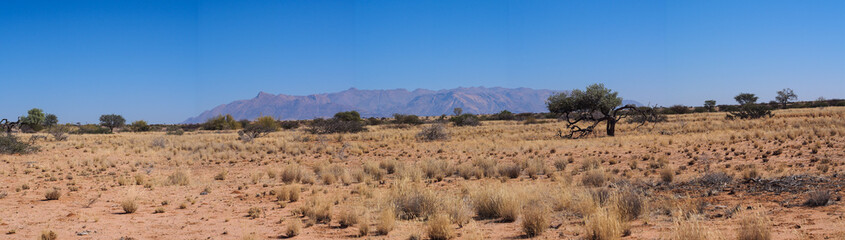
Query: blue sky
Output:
[[1, 0, 843, 123]]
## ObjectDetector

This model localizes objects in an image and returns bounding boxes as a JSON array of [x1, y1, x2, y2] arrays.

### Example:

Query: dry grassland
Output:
[[1, 107, 844, 239]]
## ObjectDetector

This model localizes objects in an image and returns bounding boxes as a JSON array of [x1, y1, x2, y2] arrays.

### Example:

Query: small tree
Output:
[[19, 108, 46, 132], [202, 114, 241, 130], [44, 114, 58, 128], [775, 88, 797, 108], [450, 114, 480, 126], [489, 110, 515, 120], [334, 111, 362, 122], [546, 83, 644, 138], [734, 93, 758, 105], [704, 100, 716, 112], [130, 120, 151, 132], [393, 114, 423, 125], [727, 93, 772, 120], [99, 114, 126, 132], [666, 105, 690, 114], [453, 108, 463, 116], [238, 117, 278, 142]]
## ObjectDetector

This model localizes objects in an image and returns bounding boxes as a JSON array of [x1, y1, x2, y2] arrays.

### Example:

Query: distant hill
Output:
[[183, 87, 642, 123]]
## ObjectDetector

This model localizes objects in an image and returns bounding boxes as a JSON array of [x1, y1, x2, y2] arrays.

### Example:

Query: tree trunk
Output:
[[606, 118, 616, 136]]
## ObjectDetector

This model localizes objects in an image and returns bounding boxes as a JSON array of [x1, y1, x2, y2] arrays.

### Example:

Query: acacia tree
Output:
[[704, 100, 717, 112], [19, 108, 46, 132], [775, 88, 797, 108], [546, 83, 643, 138], [727, 93, 772, 119], [99, 114, 126, 132]]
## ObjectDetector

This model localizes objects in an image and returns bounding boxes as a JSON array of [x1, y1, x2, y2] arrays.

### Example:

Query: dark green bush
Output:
[[392, 114, 423, 125], [450, 114, 480, 127], [280, 121, 301, 130], [202, 114, 241, 130], [0, 134, 38, 154], [165, 126, 184, 135], [487, 110, 515, 121], [365, 117, 384, 126], [333, 111, 362, 122], [75, 124, 111, 134], [307, 118, 365, 134], [99, 114, 125, 132], [130, 120, 151, 132], [664, 105, 690, 114]]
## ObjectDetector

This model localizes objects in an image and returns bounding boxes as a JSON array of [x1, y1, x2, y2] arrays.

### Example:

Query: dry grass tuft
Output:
[[803, 191, 831, 207], [660, 167, 674, 183], [168, 170, 190, 186], [521, 201, 550, 237], [737, 211, 771, 240], [285, 219, 301, 237], [40, 230, 57, 240], [247, 207, 262, 219], [584, 208, 624, 240], [614, 188, 643, 221], [426, 213, 454, 240], [471, 184, 520, 222], [121, 197, 139, 214], [581, 169, 608, 187], [392, 181, 441, 220], [376, 207, 396, 235], [339, 207, 362, 228], [44, 188, 61, 200], [670, 216, 716, 240]]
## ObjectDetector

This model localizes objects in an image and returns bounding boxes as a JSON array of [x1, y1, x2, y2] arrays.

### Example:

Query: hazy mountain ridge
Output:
[[183, 87, 641, 123]]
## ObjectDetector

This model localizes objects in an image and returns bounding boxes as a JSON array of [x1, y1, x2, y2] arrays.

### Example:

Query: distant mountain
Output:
[[183, 87, 642, 123]]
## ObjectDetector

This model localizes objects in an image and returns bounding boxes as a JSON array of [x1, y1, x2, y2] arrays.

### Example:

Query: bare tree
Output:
[[775, 88, 797, 108]]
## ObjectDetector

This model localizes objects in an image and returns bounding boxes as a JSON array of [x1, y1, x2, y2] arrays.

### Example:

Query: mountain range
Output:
[[183, 87, 641, 123]]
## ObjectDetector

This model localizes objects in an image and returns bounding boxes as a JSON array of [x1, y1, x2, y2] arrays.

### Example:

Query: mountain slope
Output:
[[183, 87, 642, 123]]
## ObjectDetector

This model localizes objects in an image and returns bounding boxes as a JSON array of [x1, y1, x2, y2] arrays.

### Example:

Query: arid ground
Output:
[[2, 107, 844, 239]]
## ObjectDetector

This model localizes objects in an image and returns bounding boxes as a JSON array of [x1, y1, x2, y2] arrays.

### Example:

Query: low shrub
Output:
[[417, 124, 449, 141], [285, 219, 301, 237], [584, 208, 623, 240], [803, 191, 831, 207], [44, 188, 61, 200], [737, 211, 771, 240], [307, 118, 365, 134], [450, 114, 480, 127], [393, 114, 424, 125], [122, 198, 139, 213], [426, 213, 454, 240], [0, 134, 38, 154], [521, 202, 550, 237], [376, 208, 396, 235]]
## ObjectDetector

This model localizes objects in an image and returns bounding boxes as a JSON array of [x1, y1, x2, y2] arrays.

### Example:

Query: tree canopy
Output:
[[546, 83, 642, 138], [99, 114, 126, 132]]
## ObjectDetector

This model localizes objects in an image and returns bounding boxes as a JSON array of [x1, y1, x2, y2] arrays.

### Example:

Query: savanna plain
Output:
[[2, 107, 844, 240]]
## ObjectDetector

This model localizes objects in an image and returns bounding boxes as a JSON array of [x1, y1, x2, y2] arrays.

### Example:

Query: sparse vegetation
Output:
[[416, 124, 449, 141], [0, 134, 38, 154], [44, 188, 61, 200]]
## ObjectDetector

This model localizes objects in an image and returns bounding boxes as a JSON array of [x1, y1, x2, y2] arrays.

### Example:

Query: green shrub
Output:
[[99, 114, 126, 132], [280, 121, 301, 129], [392, 114, 423, 125], [0, 134, 38, 154], [74, 124, 111, 134], [487, 110, 515, 120], [307, 118, 365, 134], [130, 120, 151, 132], [450, 114, 480, 127], [202, 114, 241, 130], [19, 108, 46, 132], [333, 111, 362, 122], [166, 126, 185, 135]]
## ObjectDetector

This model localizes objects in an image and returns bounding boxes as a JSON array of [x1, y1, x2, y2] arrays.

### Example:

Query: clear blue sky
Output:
[[2, 0, 843, 124]]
